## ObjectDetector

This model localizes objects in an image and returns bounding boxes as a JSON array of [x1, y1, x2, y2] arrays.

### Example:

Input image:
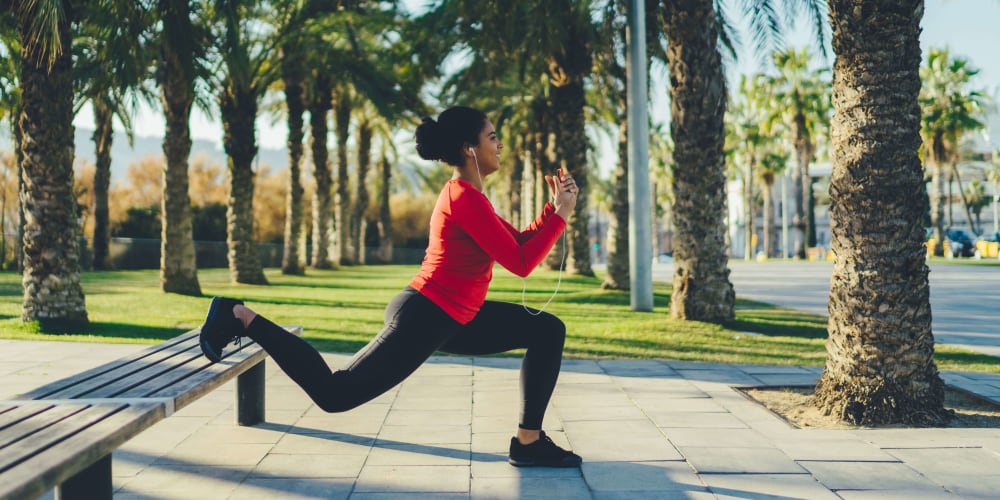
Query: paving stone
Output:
[[366, 443, 471, 466], [581, 461, 705, 492], [116, 464, 248, 498], [383, 409, 472, 426], [471, 476, 591, 499], [354, 465, 470, 493], [630, 397, 725, 413], [229, 477, 354, 499], [558, 404, 648, 421], [564, 420, 683, 462], [749, 374, 821, 386], [593, 492, 716, 500], [650, 412, 748, 429], [597, 359, 677, 377], [800, 461, 945, 491], [666, 428, 772, 448], [886, 447, 1000, 476], [680, 447, 804, 473], [271, 431, 374, 455], [701, 473, 840, 499], [251, 453, 367, 477], [471, 458, 582, 478], [835, 488, 957, 499], [376, 424, 470, 445], [775, 436, 897, 461]]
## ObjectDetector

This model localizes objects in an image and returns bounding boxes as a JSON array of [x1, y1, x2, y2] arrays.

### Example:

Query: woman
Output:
[[199, 106, 581, 467]]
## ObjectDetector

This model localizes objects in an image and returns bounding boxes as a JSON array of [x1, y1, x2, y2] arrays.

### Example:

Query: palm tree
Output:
[[275, 2, 308, 276], [919, 48, 987, 256], [309, 70, 335, 269], [766, 47, 831, 258], [10, 0, 88, 330], [156, 0, 208, 294], [661, 0, 734, 322], [211, 0, 274, 285], [813, 0, 947, 426], [333, 86, 353, 265], [74, 0, 150, 271]]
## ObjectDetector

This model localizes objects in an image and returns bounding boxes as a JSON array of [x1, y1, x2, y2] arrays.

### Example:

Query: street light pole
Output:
[[627, 0, 653, 311]]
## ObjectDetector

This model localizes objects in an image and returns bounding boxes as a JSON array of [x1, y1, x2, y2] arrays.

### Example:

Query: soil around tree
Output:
[[742, 386, 1000, 429]]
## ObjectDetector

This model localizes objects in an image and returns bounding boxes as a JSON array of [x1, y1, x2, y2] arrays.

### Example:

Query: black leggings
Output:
[[244, 286, 566, 430]]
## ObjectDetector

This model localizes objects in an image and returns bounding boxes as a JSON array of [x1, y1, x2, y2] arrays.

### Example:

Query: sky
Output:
[[68, 0, 1000, 155]]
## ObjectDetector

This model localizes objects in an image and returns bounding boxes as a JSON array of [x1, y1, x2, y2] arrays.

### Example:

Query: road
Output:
[[651, 260, 1000, 358]]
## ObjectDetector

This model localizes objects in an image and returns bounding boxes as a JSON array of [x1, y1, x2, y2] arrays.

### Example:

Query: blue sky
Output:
[[68, 0, 1000, 153]]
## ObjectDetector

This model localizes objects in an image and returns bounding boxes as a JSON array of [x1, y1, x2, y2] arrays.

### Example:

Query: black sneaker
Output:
[[199, 297, 245, 363], [508, 431, 582, 468]]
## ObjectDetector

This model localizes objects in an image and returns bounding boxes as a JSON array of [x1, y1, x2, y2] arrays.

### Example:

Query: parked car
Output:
[[945, 228, 977, 258]]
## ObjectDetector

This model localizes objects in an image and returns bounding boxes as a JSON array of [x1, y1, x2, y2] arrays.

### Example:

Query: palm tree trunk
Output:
[[377, 155, 392, 263], [603, 104, 630, 290], [508, 133, 525, 228], [762, 180, 775, 258], [334, 93, 353, 265], [18, 3, 89, 330], [158, 0, 202, 295], [743, 161, 754, 261], [219, 84, 267, 285], [281, 48, 306, 275], [950, 161, 978, 234], [310, 74, 334, 269], [791, 111, 809, 258], [814, 0, 946, 426], [351, 119, 372, 265], [91, 95, 113, 270], [930, 146, 946, 256], [548, 24, 593, 277], [662, 0, 735, 323]]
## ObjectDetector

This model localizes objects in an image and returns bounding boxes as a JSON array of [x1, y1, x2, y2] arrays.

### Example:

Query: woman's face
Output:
[[470, 119, 503, 176]]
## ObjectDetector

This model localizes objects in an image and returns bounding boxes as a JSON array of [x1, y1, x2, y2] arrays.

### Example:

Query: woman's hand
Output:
[[544, 167, 579, 220]]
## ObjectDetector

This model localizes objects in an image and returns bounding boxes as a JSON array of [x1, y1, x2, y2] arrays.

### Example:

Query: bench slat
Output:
[[18, 331, 200, 400], [147, 346, 268, 411], [0, 403, 56, 434], [0, 402, 163, 500], [0, 404, 85, 452]]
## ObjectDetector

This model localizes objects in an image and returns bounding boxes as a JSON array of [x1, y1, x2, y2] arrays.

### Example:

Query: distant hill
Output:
[[0, 127, 289, 180]]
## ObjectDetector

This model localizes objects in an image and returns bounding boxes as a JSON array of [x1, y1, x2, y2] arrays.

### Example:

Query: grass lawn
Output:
[[0, 265, 996, 373]]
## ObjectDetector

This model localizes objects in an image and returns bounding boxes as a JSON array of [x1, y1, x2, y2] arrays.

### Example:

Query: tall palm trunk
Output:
[[761, 177, 775, 258], [743, 160, 754, 261], [281, 49, 306, 275], [334, 93, 353, 265], [662, 0, 735, 323], [508, 133, 525, 228], [219, 84, 267, 285], [376, 155, 392, 263], [791, 108, 810, 258], [929, 133, 946, 255], [549, 81, 590, 276], [91, 95, 114, 270], [603, 102, 630, 289], [351, 119, 372, 264], [18, 2, 89, 330], [814, 0, 946, 426], [158, 0, 201, 295], [549, 36, 593, 277], [309, 74, 334, 269]]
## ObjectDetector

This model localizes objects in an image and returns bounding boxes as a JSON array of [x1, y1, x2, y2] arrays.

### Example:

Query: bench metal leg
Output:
[[236, 360, 265, 425], [55, 453, 111, 500]]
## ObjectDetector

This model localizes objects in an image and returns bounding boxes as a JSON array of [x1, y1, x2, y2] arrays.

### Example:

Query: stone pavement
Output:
[[4, 338, 1000, 499]]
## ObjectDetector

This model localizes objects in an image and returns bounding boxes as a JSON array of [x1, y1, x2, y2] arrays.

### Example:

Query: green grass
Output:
[[0, 265, 996, 373]]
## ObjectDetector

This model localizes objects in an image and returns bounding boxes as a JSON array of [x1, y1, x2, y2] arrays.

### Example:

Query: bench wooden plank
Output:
[[146, 346, 267, 411], [0, 403, 56, 434], [17, 331, 200, 400], [0, 402, 163, 500], [0, 404, 86, 454]]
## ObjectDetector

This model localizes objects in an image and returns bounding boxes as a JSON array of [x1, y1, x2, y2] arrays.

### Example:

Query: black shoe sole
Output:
[[199, 297, 233, 363], [508, 457, 582, 468]]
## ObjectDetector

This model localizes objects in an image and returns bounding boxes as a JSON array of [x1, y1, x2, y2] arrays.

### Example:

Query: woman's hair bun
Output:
[[415, 116, 443, 161]]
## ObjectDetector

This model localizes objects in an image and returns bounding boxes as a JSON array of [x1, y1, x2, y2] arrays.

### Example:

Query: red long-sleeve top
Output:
[[409, 179, 567, 324]]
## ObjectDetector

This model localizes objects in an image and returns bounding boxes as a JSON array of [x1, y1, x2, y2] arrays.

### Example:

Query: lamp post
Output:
[[627, 0, 652, 311]]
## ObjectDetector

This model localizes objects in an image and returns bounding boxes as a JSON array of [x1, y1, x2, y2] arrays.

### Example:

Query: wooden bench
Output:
[[0, 325, 300, 500]]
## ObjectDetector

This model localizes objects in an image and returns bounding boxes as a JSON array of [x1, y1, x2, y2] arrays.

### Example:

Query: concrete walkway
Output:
[[4, 338, 1000, 499]]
